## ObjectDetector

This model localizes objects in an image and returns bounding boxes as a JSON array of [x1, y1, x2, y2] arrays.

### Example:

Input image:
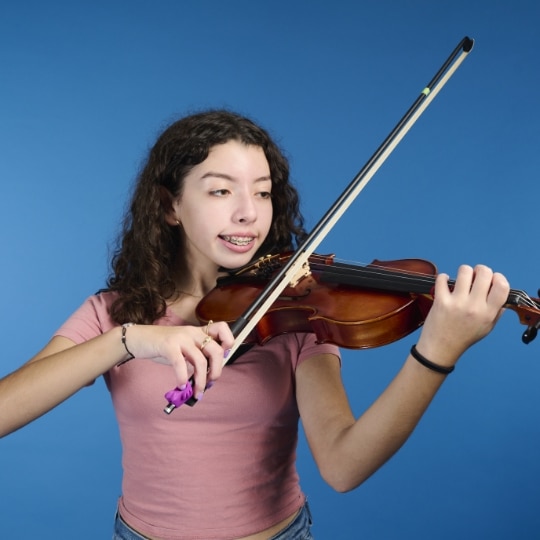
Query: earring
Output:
[[176, 219, 181, 226]]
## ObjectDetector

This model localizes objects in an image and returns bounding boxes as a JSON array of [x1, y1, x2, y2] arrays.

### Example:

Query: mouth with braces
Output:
[[220, 235, 254, 246]]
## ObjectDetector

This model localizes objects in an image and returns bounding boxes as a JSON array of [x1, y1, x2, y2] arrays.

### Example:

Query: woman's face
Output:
[[171, 140, 273, 274]]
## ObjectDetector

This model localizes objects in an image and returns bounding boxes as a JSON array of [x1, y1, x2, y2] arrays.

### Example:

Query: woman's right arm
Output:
[[0, 321, 234, 438], [0, 328, 127, 438]]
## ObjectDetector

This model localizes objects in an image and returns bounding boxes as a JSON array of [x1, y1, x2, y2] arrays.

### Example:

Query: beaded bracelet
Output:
[[410, 344, 454, 375], [121, 322, 136, 361]]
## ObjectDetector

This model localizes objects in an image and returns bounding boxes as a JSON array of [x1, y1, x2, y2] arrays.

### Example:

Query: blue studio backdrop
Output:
[[1, 1, 539, 538]]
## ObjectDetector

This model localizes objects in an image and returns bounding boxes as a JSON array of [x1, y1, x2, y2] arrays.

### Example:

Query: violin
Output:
[[196, 253, 540, 349]]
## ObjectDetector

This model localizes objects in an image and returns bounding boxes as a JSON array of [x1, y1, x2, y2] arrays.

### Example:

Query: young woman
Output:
[[0, 110, 509, 539]]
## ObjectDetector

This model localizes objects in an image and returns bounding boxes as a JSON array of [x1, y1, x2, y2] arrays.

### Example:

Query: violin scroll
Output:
[[507, 288, 540, 345]]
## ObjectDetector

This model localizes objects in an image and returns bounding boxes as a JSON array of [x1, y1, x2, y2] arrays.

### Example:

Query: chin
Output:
[[218, 251, 258, 271]]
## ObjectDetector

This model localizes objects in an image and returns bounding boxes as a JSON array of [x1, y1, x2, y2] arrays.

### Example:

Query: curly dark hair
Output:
[[106, 109, 307, 324]]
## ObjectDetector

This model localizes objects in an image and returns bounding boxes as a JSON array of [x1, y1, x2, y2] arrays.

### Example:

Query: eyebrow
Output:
[[200, 172, 272, 183]]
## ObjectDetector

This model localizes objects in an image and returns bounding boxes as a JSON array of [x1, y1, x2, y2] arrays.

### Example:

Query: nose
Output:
[[232, 191, 257, 224]]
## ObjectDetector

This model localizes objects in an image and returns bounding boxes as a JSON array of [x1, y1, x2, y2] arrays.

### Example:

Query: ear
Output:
[[160, 186, 181, 226]]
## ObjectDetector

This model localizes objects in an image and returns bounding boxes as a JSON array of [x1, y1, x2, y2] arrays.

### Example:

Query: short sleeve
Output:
[[54, 292, 117, 344], [293, 333, 341, 371]]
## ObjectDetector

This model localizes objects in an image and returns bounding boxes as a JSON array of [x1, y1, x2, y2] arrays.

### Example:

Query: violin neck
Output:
[[318, 261, 537, 311], [318, 262, 436, 295]]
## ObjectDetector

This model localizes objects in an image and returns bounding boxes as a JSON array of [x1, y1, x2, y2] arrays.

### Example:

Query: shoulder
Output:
[[54, 291, 120, 343]]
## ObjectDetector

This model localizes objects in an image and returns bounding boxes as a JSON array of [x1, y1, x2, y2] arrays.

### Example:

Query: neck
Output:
[[172, 258, 221, 301]]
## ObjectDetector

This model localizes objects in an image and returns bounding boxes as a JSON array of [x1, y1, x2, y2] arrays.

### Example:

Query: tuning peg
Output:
[[522, 326, 538, 344]]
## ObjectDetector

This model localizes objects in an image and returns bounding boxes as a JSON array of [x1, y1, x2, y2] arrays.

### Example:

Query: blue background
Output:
[[1, 1, 539, 538]]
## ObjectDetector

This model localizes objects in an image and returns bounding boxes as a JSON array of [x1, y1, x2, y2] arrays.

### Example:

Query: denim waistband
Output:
[[269, 501, 313, 540], [112, 501, 314, 540]]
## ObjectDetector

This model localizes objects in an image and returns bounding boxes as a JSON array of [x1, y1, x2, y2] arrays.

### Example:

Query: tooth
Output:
[[225, 235, 252, 245]]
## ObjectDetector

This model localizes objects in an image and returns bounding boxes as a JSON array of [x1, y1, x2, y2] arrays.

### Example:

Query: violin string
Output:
[[507, 289, 538, 309], [331, 258, 437, 282], [316, 259, 437, 291]]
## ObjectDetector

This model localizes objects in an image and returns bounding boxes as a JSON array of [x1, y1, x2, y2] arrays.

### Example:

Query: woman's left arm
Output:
[[296, 264, 510, 492]]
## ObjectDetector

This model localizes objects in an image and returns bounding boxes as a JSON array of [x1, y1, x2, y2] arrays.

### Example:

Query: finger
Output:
[[451, 265, 475, 297], [203, 319, 214, 336], [206, 321, 235, 350], [432, 272, 451, 301], [199, 335, 213, 352], [202, 339, 226, 381], [178, 350, 207, 399], [467, 264, 495, 302], [487, 271, 510, 310], [166, 349, 189, 388]]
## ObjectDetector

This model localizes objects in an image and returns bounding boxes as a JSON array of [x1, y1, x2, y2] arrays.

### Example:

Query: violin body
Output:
[[197, 254, 438, 349]]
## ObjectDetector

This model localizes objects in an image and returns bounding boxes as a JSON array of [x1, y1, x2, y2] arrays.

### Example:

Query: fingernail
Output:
[[179, 384, 187, 390], [224, 349, 231, 359], [196, 392, 205, 401], [205, 381, 214, 390]]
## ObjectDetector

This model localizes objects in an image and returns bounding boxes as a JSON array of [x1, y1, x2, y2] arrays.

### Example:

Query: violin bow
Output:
[[164, 36, 474, 412]]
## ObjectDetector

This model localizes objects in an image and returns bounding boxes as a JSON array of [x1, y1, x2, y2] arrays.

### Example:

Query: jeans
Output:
[[112, 501, 314, 539]]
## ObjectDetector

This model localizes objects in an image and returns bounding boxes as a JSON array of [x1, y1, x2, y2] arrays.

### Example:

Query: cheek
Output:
[[179, 208, 212, 242]]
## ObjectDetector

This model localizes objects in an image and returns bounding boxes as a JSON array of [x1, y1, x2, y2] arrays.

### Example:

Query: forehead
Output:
[[196, 140, 270, 176]]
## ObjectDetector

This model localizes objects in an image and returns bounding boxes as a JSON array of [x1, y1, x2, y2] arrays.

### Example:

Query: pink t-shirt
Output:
[[55, 292, 340, 539]]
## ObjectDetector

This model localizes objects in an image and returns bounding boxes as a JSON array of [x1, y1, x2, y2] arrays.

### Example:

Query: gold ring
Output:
[[204, 320, 213, 335], [200, 336, 213, 351]]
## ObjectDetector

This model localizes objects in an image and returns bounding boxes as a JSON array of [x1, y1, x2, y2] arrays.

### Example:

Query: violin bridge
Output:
[[289, 261, 311, 288]]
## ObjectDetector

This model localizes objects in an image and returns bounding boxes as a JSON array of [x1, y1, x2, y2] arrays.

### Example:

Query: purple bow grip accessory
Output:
[[163, 381, 194, 414]]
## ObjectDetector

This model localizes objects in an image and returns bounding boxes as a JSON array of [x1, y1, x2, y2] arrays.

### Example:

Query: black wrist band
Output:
[[410, 344, 454, 375], [121, 323, 136, 361]]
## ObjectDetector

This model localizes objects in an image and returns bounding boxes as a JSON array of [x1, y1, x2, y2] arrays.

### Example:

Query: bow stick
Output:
[[164, 36, 474, 413]]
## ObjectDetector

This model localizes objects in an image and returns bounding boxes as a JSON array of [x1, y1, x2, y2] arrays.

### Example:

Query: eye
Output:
[[257, 191, 272, 199], [209, 189, 230, 197]]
